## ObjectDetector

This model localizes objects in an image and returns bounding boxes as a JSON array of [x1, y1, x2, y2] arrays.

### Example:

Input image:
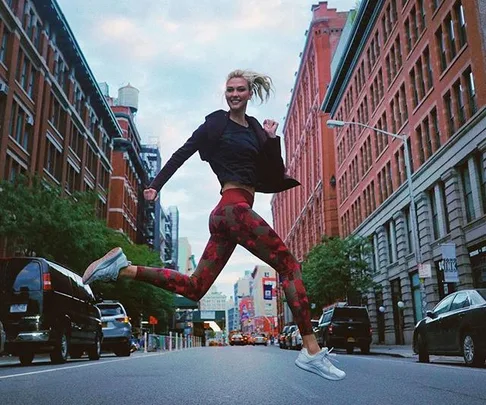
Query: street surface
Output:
[[1, 345, 485, 405]]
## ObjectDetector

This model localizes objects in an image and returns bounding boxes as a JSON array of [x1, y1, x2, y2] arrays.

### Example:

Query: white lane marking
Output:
[[0, 352, 167, 380]]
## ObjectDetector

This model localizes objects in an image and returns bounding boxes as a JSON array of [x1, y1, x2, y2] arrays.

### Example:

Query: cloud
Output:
[[57, 0, 358, 298]]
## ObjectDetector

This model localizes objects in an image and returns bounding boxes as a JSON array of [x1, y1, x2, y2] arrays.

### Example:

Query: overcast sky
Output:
[[57, 0, 357, 299]]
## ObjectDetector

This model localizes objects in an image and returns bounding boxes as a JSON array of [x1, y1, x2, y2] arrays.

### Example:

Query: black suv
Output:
[[316, 305, 372, 354], [0, 257, 103, 365]]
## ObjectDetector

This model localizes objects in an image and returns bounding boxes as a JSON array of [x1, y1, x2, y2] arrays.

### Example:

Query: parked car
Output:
[[0, 257, 102, 365], [413, 289, 486, 367], [252, 333, 268, 346], [96, 300, 132, 356], [229, 333, 246, 346], [290, 327, 302, 350], [0, 320, 5, 354], [316, 304, 372, 354], [283, 325, 297, 349], [279, 325, 293, 349]]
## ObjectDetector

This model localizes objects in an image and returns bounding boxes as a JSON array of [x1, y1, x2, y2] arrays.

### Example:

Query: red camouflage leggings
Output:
[[135, 188, 313, 336]]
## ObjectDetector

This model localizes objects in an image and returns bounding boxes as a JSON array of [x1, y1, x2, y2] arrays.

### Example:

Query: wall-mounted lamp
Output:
[[330, 175, 336, 187]]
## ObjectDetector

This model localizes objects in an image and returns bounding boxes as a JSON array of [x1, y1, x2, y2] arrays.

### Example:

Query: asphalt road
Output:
[[1, 346, 485, 405]]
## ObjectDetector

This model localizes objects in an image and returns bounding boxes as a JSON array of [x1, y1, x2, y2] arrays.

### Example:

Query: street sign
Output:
[[149, 316, 158, 325], [440, 243, 458, 283]]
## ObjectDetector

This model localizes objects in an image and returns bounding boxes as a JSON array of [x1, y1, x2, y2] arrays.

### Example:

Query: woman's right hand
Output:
[[143, 188, 158, 201]]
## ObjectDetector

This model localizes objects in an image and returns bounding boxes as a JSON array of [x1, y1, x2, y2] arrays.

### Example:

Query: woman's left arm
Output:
[[262, 119, 285, 179]]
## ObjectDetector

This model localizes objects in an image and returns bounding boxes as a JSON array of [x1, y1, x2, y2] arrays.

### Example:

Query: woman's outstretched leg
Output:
[[83, 234, 236, 303]]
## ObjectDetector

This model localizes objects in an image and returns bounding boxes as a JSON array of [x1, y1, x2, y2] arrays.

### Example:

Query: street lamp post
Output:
[[326, 119, 426, 318]]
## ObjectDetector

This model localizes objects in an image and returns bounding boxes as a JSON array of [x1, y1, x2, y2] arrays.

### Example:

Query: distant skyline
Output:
[[57, 0, 358, 298]]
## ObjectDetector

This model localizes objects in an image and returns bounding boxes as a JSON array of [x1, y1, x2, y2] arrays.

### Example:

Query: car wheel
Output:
[[417, 333, 429, 363], [346, 345, 354, 354], [50, 330, 69, 364], [360, 344, 370, 354], [70, 348, 84, 359], [88, 334, 101, 361], [19, 352, 34, 366], [462, 333, 485, 367]]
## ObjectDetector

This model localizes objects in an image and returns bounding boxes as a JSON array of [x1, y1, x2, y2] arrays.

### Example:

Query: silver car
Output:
[[96, 301, 132, 357]]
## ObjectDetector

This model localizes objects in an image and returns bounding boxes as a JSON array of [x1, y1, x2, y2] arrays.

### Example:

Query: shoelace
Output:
[[321, 347, 340, 363]]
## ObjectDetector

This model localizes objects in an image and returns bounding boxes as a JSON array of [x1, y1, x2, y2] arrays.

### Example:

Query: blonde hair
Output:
[[226, 69, 274, 103]]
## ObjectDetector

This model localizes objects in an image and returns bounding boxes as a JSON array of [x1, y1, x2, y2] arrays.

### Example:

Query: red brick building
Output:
[[0, 0, 120, 219], [271, 2, 348, 260], [270, 2, 348, 329], [104, 84, 147, 244], [322, 0, 486, 344]]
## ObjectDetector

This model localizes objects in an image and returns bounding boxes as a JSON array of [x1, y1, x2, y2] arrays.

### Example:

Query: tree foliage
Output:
[[302, 235, 376, 310], [0, 176, 172, 332]]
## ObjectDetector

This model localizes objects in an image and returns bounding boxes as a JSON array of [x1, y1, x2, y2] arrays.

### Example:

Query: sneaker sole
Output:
[[295, 359, 346, 381], [83, 247, 122, 284]]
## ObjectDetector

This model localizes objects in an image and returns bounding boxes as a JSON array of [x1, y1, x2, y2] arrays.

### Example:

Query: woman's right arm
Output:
[[148, 122, 207, 193]]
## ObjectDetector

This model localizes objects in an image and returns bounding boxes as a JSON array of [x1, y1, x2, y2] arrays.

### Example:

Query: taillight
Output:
[[116, 316, 129, 323], [328, 325, 333, 335], [43, 273, 52, 291]]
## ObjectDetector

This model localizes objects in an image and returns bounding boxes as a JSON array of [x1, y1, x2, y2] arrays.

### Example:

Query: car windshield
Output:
[[333, 308, 368, 321], [98, 304, 124, 316], [0, 260, 41, 292]]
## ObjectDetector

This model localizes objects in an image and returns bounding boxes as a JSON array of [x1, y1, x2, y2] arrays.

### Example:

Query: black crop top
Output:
[[208, 119, 261, 188]]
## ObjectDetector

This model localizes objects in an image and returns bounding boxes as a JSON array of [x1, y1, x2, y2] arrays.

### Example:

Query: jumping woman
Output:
[[83, 69, 346, 381]]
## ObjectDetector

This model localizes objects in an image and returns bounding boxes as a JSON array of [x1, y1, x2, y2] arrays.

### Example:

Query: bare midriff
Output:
[[222, 181, 255, 197]]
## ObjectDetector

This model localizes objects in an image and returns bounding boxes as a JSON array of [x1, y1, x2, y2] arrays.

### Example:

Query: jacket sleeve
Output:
[[148, 122, 207, 192], [262, 136, 285, 180]]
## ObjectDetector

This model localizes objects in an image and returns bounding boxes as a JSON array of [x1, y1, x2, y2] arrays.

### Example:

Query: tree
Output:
[[0, 176, 173, 331], [302, 236, 376, 310]]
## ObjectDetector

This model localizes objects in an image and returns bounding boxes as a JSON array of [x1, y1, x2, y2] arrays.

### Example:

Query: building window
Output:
[[387, 221, 395, 264], [436, 26, 447, 72], [9, 102, 33, 152], [429, 107, 441, 152], [429, 189, 439, 240], [465, 68, 477, 115], [45, 139, 62, 181], [404, 206, 413, 253], [439, 181, 451, 233], [0, 26, 9, 63], [410, 272, 423, 323], [475, 153, 486, 215], [455, 1, 467, 48], [453, 80, 465, 127], [461, 163, 474, 222], [443, 91, 455, 137]]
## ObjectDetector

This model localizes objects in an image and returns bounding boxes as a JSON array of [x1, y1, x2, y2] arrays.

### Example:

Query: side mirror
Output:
[[426, 310, 435, 319]]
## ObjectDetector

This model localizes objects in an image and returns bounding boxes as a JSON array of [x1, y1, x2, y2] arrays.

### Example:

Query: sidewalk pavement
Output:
[[371, 344, 416, 358], [370, 344, 466, 365]]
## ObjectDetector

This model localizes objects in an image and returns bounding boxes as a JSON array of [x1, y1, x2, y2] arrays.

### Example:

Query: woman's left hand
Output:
[[263, 119, 278, 138]]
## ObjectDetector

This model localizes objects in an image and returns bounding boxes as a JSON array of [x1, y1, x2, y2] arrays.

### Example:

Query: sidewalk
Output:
[[370, 344, 466, 365], [371, 344, 415, 358]]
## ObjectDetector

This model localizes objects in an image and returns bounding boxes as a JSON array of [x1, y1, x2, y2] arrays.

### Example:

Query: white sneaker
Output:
[[82, 247, 130, 284], [295, 348, 346, 381]]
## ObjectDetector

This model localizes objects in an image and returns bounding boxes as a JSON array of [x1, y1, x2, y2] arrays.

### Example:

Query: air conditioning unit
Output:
[[26, 114, 34, 125], [0, 82, 8, 94]]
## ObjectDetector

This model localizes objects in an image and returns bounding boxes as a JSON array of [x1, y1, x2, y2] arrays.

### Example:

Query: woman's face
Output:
[[225, 77, 252, 112]]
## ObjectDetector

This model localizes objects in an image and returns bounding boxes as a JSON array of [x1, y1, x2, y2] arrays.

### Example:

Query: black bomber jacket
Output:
[[148, 109, 300, 194]]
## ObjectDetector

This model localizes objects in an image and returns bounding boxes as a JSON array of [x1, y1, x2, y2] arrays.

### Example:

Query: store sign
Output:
[[263, 283, 273, 300], [440, 243, 458, 283]]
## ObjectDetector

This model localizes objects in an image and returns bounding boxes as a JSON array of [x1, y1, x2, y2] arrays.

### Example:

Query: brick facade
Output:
[[323, 0, 486, 344]]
